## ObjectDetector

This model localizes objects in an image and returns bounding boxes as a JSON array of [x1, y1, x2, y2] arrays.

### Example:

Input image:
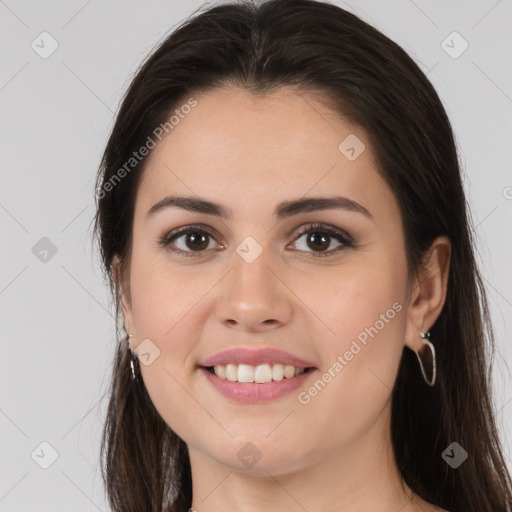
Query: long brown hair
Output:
[[92, 1, 512, 510]]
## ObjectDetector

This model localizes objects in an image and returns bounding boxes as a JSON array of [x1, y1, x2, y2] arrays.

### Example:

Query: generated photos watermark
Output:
[[95, 97, 198, 200], [297, 301, 403, 405]]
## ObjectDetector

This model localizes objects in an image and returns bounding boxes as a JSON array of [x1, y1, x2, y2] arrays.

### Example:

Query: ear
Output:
[[404, 235, 451, 352], [113, 255, 136, 343]]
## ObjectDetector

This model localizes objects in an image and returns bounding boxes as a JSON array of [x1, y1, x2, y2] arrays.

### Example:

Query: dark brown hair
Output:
[[92, 1, 512, 511]]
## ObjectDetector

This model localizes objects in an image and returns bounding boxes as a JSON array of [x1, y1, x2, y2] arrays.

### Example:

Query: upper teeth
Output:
[[213, 363, 306, 383]]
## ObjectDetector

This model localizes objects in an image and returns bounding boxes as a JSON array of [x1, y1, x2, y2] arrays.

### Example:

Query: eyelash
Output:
[[158, 222, 354, 259]]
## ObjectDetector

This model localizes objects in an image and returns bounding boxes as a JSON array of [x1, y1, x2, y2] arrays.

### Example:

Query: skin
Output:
[[119, 86, 451, 512]]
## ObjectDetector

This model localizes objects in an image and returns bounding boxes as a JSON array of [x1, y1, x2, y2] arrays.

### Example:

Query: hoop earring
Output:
[[127, 333, 140, 383], [415, 330, 436, 387]]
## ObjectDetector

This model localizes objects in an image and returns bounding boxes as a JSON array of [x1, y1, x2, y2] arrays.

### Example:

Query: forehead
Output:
[[135, 86, 397, 222]]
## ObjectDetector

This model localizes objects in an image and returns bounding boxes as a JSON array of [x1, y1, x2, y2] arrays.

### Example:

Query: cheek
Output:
[[295, 263, 407, 446], [127, 248, 198, 391], [129, 245, 201, 341], [295, 254, 406, 347], [127, 256, 209, 438], [300, 326, 404, 457]]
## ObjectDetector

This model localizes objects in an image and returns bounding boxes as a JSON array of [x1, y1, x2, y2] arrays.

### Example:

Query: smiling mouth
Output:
[[203, 363, 315, 384]]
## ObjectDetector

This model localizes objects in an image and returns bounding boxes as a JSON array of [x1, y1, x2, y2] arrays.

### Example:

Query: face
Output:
[[121, 86, 414, 475]]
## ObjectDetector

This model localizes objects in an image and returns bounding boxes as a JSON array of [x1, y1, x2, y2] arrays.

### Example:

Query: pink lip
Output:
[[199, 347, 317, 368], [199, 367, 317, 403]]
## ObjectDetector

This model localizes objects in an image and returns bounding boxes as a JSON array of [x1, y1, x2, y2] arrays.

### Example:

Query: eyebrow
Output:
[[146, 195, 373, 221]]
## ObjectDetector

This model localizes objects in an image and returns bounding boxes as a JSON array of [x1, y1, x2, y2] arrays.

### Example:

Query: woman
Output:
[[92, 0, 512, 510]]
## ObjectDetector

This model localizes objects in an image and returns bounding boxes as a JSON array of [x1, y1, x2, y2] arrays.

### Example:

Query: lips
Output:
[[200, 365, 317, 403], [199, 347, 317, 369]]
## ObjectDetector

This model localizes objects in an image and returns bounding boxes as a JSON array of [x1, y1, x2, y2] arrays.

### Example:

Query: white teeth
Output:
[[272, 364, 284, 381], [254, 364, 272, 383], [237, 364, 254, 383], [283, 365, 295, 378], [215, 364, 226, 379], [225, 363, 238, 382], [212, 363, 308, 383]]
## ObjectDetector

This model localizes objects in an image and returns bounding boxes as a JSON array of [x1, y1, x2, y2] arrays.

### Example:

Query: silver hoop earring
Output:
[[127, 333, 139, 383], [416, 330, 436, 387]]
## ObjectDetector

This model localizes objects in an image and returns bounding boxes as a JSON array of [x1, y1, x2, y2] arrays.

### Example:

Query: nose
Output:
[[214, 246, 293, 334]]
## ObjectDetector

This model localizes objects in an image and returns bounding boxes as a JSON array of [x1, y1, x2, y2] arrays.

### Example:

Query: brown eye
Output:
[[290, 223, 354, 258], [158, 222, 354, 259], [304, 232, 331, 252], [180, 232, 210, 251], [158, 225, 221, 258]]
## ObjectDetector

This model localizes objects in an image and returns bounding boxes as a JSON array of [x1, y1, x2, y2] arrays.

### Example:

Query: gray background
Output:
[[1, 0, 511, 510]]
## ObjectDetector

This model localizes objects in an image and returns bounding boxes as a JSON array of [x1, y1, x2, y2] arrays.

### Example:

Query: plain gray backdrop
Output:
[[1, 0, 511, 510]]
